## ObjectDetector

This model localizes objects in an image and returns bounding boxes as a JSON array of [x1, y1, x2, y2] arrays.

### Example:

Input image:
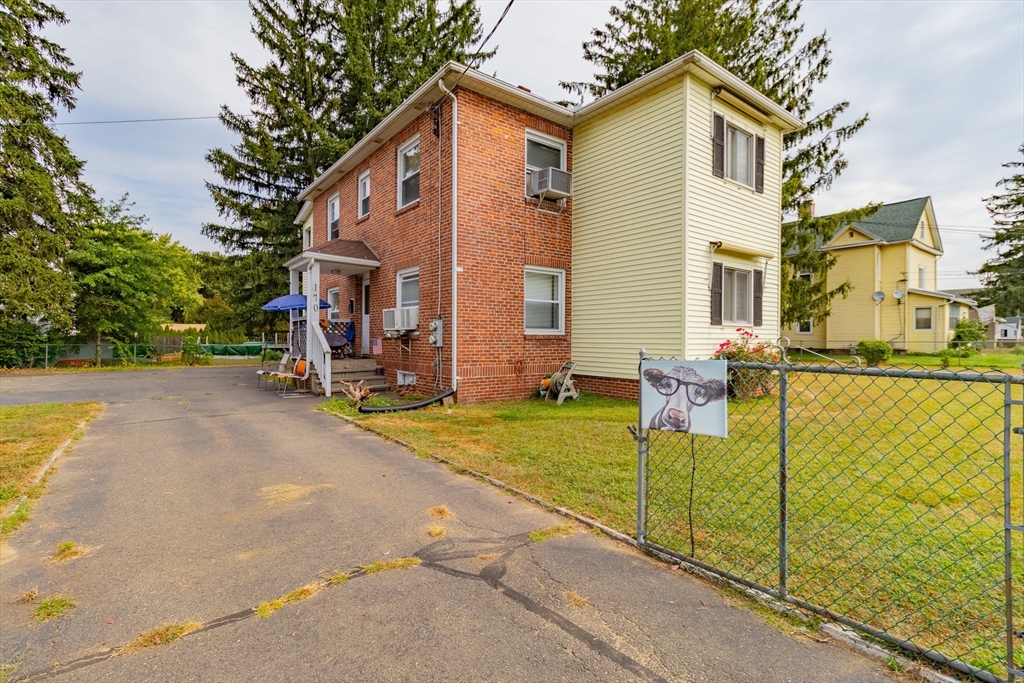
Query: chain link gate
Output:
[[635, 354, 1024, 682]]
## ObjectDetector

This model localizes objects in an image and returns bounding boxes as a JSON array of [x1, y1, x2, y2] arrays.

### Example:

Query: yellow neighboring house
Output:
[[782, 197, 975, 353]]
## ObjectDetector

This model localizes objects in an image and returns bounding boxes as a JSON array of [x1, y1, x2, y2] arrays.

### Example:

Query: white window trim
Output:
[[326, 287, 340, 318], [302, 224, 312, 249], [918, 266, 926, 289], [525, 129, 567, 173], [796, 319, 813, 334], [914, 306, 933, 331], [722, 118, 756, 190], [327, 194, 340, 240], [722, 265, 754, 326], [358, 170, 370, 218], [397, 135, 421, 209], [396, 266, 420, 309], [524, 265, 565, 335]]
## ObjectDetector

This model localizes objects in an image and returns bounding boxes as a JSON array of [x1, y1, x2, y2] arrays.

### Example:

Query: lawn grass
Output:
[[0, 402, 102, 535], [323, 376, 1024, 677], [788, 349, 1024, 371]]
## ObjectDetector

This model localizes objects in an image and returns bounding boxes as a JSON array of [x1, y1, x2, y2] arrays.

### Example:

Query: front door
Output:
[[361, 277, 370, 356]]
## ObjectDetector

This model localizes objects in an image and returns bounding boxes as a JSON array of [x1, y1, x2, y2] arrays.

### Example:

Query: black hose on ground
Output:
[[358, 387, 456, 413]]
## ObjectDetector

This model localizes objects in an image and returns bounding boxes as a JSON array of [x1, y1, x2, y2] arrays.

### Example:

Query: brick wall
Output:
[[572, 374, 640, 401], [309, 88, 573, 403]]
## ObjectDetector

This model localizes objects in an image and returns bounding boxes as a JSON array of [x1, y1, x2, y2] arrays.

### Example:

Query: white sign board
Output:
[[640, 360, 728, 437], [977, 305, 996, 325]]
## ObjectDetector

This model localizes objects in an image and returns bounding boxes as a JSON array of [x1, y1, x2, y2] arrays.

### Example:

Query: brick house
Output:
[[285, 52, 802, 402]]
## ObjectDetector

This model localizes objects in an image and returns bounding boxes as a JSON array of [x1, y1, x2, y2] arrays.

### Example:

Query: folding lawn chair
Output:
[[256, 352, 290, 390], [277, 358, 311, 398]]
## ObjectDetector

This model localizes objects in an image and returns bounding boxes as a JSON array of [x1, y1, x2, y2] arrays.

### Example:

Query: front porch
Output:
[[283, 239, 381, 397]]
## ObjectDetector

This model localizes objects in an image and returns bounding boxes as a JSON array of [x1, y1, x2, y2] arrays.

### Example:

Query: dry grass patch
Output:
[[328, 572, 350, 585], [0, 402, 101, 536], [565, 591, 589, 607], [427, 505, 453, 519], [528, 523, 576, 544], [10, 589, 37, 604], [427, 525, 446, 538], [361, 557, 421, 575], [47, 539, 86, 563], [257, 483, 330, 505], [116, 622, 202, 655], [33, 595, 76, 622], [255, 584, 321, 619]]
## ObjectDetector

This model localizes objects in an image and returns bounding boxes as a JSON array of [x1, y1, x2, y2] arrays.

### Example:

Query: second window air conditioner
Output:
[[383, 306, 419, 333], [529, 167, 573, 201]]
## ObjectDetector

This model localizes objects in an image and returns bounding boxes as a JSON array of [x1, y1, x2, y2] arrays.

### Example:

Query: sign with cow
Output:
[[640, 360, 728, 437]]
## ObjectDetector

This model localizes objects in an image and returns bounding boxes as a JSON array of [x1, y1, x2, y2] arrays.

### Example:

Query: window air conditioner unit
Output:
[[529, 167, 573, 200], [383, 306, 419, 333]]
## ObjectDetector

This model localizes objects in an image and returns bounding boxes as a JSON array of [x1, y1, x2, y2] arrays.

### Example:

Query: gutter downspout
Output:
[[438, 80, 459, 392]]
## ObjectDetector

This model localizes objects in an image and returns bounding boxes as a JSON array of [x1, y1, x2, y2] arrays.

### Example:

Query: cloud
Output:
[[44, 0, 1023, 294]]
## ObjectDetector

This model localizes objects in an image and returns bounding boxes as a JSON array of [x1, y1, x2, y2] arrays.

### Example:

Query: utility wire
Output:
[[54, 115, 224, 126], [449, 0, 516, 93]]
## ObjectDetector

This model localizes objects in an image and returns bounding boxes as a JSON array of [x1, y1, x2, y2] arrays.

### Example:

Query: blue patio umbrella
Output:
[[261, 293, 331, 311]]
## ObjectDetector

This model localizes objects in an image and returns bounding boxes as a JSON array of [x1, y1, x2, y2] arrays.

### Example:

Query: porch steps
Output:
[[330, 358, 388, 394]]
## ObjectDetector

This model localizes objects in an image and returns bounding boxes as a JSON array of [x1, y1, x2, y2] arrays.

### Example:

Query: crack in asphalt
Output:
[[8, 532, 668, 683]]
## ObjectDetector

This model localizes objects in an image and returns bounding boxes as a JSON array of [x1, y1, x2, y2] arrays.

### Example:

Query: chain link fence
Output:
[[638, 354, 1024, 682]]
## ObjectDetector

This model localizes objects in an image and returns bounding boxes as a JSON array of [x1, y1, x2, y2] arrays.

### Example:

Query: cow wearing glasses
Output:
[[643, 366, 727, 432]]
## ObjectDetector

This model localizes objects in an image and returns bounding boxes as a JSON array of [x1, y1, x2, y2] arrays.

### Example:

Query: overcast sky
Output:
[[48, 0, 1023, 290]]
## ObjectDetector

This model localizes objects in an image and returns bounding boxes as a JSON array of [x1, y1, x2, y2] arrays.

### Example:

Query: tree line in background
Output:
[[3, 0, 1020, 361]]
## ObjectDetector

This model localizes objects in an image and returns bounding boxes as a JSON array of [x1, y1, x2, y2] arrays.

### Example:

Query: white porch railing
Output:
[[309, 321, 332, 397]]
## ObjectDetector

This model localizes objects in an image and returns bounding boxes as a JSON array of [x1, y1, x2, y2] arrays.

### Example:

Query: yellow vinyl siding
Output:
[[782, 319, 827, 348], [685, 78, 783, 358], [823, 245, 876, 351], [829, 228, 874, 248], [908, 246, 937, 291], [906, 293, 944, 352], [571, 79, 687, 378]]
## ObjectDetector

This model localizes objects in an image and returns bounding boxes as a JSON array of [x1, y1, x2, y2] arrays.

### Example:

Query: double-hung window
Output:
[[302, 224, 312, 249], [711, 262, 763, 326], [915, 307, 933, 330], [327, 194, 340, 240], [398, 137, 420, 208], [712, 113, 764, 193], [397, 267, 419, 309], [918, 266, 926, 289], [358, 171, 370, 218], [525, 130, 566, 198], [723, 267, 752, 325], [949, 303, 960, 332], [524, 266, 564, 334]]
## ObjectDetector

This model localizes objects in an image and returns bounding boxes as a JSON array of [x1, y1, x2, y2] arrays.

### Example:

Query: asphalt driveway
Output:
[[0, 367, 894, 682]]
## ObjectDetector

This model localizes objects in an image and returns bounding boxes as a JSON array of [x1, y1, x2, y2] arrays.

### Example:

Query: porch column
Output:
[[290, 268, 299, 295], [306, 261, 320, 362]]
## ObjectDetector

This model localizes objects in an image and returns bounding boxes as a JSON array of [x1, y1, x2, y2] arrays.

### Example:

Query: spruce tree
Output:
[[205, 0, 485, 334], [977, 144, 1024, 316], [0, 0, 91, 330], [563, 0, 872, 326]]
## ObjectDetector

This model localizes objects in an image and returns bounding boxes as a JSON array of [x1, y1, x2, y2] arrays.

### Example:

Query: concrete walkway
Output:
[[0, 368, 894, 682]]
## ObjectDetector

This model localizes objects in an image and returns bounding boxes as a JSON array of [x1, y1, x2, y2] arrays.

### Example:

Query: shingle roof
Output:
[[838, 197, 931, 244], [308, 239, 379, 263]]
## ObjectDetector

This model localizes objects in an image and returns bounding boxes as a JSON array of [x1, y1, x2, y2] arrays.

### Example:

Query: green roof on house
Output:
[[841, 196, 931, 244]]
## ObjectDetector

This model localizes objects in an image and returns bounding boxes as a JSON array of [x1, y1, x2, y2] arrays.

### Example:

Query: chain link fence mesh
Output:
[[641, 355, 1024, 682]]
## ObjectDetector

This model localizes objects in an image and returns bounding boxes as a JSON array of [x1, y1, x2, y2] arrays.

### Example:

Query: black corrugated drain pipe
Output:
[[358, 387, 455, 413]]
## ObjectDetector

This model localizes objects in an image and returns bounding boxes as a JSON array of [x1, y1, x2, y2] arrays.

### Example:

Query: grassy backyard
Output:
[[1, 403, 102, 537], [789, 349, 1024, 371], [323, 371, 1024, 677]]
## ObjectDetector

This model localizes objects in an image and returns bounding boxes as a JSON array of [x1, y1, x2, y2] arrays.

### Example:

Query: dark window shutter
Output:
[[712, 114, 725, 178], [753, 269, 764, 326], [755, 135, 765, 193], [711, 262, 723, 325]]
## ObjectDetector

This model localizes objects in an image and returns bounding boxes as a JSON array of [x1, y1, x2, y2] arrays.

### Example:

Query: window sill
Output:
[[718, 175, 757, 193], [395, 200, 420, 216], [356, 214, 370, 224], [525, 330, 565, 336]]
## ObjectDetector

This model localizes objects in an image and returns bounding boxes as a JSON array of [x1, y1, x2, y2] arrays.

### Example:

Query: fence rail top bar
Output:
[[729, 360, 1024, 384]]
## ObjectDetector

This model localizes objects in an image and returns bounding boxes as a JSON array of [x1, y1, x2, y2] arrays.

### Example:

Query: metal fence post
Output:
[[778, 366, 789, 600], [1005, 375, 1016, 683]]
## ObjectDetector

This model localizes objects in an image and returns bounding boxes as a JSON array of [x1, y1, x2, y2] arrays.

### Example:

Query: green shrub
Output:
[[935, 347, 978, 359], [951, 318, 987, 344], [856, 339, 893, 366], [263, 349, 283, 361], [180, 336, 212, 366]]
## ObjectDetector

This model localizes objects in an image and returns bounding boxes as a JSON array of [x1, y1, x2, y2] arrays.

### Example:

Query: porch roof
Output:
[[284, 239, 380, 275]]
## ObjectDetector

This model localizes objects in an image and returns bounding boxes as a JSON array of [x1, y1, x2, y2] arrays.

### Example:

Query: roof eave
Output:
[[574, 51, 804, 133]]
